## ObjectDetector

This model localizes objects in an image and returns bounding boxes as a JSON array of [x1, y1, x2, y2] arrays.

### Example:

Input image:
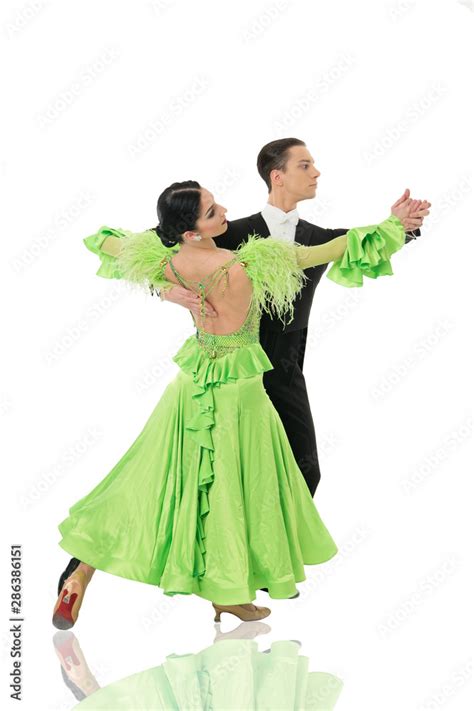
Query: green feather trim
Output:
[[88, 228, 308, 324], [113, 228, 180, 294], [235, 233, 309, 327]]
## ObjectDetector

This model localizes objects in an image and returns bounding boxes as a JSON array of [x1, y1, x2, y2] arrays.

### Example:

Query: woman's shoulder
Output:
[[199, 248, 236, 264], [169, 248, 238, 275]]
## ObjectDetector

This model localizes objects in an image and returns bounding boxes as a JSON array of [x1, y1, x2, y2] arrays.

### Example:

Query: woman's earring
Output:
[[193, 234, 202, 241]]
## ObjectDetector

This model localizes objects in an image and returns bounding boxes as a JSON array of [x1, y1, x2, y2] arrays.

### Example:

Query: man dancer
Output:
[[159, 137, 430, 497]]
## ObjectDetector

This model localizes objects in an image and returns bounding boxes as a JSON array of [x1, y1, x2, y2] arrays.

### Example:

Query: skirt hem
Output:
[[58, 534, 338, 605]]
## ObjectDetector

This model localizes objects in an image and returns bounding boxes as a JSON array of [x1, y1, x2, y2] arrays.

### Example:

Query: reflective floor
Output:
[[52, 625, 343, 710]]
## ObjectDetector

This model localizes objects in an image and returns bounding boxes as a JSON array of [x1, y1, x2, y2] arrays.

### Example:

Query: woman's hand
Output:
[[162, 285, 218, 318], [391, 188, 431, 231]]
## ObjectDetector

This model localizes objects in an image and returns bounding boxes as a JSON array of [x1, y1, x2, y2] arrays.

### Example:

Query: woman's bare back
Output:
[[163, 249, 254, 335]]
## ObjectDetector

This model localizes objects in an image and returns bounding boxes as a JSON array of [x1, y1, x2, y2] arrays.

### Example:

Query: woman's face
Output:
[[185, 188, 228, 241]]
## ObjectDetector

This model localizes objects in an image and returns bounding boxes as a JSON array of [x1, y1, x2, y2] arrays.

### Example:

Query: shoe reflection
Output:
[[53, 632, 100, 702], [213, 619, 271, 642], [53, 626, 343, 710]]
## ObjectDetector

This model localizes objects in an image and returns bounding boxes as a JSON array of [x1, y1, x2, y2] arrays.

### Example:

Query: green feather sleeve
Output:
[[235, 234, 309, 327], [292, 214, 406, 285], [83, 226, 179, 294], [325, 214, 406, 286]]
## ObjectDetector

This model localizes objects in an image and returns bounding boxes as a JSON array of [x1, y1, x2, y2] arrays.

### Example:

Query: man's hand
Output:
[[161, 285, 218, 318], [391, 188, 431, 231]]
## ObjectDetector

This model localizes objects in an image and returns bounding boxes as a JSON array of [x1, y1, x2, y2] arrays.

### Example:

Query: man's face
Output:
[[272, 145, 321, 201]]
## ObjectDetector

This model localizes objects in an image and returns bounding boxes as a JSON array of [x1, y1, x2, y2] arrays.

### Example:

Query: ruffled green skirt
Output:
[[58, 336, 338, 604]]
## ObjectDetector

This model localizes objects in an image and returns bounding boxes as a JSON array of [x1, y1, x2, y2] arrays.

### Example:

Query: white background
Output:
[[1, 0, 472, 709]]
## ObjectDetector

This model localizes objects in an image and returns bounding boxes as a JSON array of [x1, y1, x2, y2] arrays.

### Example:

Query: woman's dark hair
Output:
[[256, 138, 306, 192], [152, 180, 202, 246]]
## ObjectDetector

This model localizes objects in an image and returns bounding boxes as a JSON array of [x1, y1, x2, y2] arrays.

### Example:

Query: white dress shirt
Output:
[[261, 203, 299, 244]]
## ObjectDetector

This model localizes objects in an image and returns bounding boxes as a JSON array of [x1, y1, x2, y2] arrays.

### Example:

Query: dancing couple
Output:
[[52, 137, 430, 627]]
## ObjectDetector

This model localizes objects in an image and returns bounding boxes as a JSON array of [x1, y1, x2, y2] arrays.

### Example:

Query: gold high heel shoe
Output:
[[52, 568, 90, 630], [212, 602, 271, 622]]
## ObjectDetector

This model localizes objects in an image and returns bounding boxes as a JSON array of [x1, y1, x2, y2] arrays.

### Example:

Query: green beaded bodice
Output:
[[195, 296, 261, 359], [165, 252, 261, 359]]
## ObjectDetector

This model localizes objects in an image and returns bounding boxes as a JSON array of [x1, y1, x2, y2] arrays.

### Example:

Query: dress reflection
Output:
[[53, 627, 343, 710]]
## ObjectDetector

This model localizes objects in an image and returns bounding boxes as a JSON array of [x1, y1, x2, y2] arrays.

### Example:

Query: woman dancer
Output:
[[53, 180, 417, 627]]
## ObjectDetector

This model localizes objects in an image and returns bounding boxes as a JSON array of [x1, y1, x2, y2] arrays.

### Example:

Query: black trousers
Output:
[[259, 325, 321, 497]]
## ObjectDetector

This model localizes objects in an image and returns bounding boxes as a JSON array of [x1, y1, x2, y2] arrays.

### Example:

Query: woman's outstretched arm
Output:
[[98, 234, 176, 296], [294, 234, 348, 269], [297, 214, 409, 287], [100, 235, 122, 257]]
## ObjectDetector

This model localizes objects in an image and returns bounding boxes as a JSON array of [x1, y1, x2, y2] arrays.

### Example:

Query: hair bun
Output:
[[155, 223, 178, 247]]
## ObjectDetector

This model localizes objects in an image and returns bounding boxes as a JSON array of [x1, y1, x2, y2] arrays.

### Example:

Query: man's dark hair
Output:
[[257, 138, 306, 192]]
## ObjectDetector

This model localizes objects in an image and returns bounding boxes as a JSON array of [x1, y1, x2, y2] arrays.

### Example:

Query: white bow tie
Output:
[[275, 209, 299, 226]]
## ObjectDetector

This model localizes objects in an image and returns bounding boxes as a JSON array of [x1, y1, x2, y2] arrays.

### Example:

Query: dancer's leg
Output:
[[260, 327, 321, 495]]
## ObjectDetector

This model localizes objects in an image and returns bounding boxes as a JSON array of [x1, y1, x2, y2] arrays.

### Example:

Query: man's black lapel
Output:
[[294, 219, 313, 247], [247, 212, 270, 238]]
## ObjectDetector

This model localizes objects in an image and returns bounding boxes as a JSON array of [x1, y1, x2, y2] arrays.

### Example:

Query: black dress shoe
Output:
[[57, 558, 81, 596], [259, 586, 299, 599]]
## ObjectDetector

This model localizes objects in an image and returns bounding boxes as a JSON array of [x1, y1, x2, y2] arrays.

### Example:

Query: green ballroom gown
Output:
[[57, 215, 406, 605]]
